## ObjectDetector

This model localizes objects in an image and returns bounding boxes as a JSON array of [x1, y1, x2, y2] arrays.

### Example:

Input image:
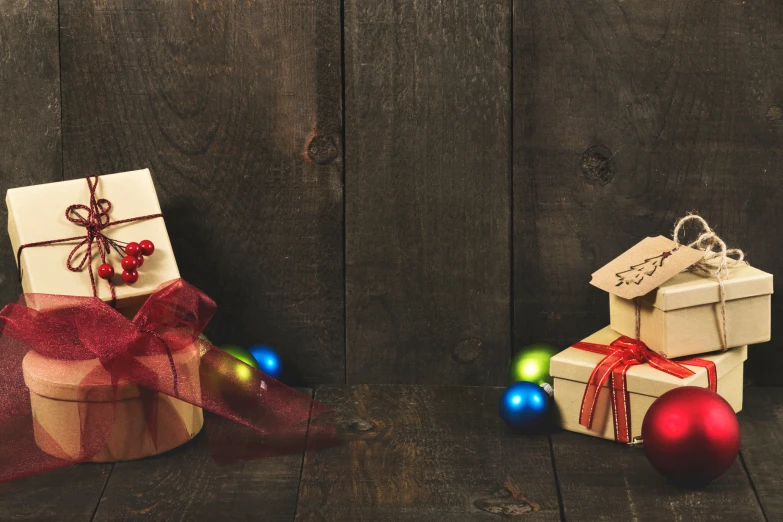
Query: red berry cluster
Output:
[[97, 239, 155, 285]]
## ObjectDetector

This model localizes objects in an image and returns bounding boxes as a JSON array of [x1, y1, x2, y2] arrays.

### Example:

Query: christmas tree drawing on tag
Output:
[[591, 237, 703, 299]]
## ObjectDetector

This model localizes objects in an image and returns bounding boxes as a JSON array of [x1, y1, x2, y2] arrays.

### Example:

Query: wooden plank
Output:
[[344, 1, 512, 384], [93, 389, 313, 522], [740, 386, 783, 520], [552, 431, 765, 521], [513, 0, 783, 380], [0, 465, 111, 522], [59, 0, 344, 385], [0, 0, 62, 304], [295, 385, 560, 521]]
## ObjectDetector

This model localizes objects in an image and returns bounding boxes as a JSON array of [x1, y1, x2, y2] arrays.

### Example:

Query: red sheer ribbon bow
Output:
[[0, 279, 335, 483], [574, 336, 717, 443]]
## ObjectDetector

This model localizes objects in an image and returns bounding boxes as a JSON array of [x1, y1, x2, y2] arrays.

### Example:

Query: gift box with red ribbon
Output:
[[0, 172, 335, 480], [550, 327, 746, 443]]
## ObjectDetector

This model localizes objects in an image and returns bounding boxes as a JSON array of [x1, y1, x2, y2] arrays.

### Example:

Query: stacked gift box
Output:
[[549, 230, 773, 443]]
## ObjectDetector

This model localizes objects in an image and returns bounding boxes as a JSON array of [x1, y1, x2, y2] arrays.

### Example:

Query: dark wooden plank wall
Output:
[[2, 0, 782, 385], [343, 1, 512, 384], [513, 0, 783, 384], [58, 0, 344, 385]]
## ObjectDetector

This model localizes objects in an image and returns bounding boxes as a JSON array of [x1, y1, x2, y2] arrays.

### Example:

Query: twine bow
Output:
[[575, 336, 717, 443], [16, 176, 162, 305]]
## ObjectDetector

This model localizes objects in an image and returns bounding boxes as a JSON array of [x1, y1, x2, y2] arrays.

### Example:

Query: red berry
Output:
[[122, 269, 139, 285], [98, 263, 114, 280], [121, 255, 139, 271], [139, 239, 155, 256], [125, 242, 141, 256], [136, 254, 144, 267]]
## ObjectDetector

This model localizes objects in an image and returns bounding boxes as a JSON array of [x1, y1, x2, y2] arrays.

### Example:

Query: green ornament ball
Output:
[[220, 344, 259, 370], [509, 344, 559, 385]]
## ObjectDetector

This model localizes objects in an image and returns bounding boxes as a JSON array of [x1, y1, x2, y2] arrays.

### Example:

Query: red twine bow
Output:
[[574, 336, 717, 443], [0, 279, 335, 483], [16, 175, 162, 305]]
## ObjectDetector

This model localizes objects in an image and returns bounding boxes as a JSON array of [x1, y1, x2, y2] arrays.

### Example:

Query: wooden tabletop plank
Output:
[[58, 0, 345, 386], [92, 390, 313, 522], [0, 0, 62, 304], [0, 465, 111, 522], [739, 386, 783, 520], [344, 0, 512, 385], [552, 431, 765, 521], [295, 385, 561, 521]]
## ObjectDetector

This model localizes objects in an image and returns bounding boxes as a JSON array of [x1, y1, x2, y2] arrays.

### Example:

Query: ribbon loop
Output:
[[574, 335, 716, 444]]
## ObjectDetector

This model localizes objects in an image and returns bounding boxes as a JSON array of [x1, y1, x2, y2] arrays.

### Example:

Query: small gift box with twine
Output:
[[592, 215, 773, 359]]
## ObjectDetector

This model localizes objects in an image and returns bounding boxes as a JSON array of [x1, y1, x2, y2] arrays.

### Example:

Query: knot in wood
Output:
[[453, 338, 484, 363], [581, 145, 614, 185], [348, 419, 376, 432], [766, 105, 782, 121], [307, 135, 339, 165]]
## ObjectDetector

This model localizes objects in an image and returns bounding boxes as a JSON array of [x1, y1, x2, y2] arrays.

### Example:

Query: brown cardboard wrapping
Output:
[[6, 169, 180, 313], [550, 327, 746, 441], [22, 347, 203, 462], [609, 264, 772, 358]]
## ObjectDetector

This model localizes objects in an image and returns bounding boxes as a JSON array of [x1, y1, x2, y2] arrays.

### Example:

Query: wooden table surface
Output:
[[0, 385, 779, 522]]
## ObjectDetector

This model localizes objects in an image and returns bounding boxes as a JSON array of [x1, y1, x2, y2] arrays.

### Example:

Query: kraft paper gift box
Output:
[[7, 169, 199, 461], [22, 347, 203, 462], [550, 327, 746, 442], [6, 169, 180, 314], [609, 264, 772, 358]]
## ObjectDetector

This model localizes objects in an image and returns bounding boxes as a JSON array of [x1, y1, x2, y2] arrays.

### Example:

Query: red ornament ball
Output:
[[139, 239, 155, 256], [122, 269, 139, 285], [125, 242, 141, 256], [97, 263, 114, 280], [136, 254, 144, 267], [121, 255, 139, 271], [642, 387, 740, 485]]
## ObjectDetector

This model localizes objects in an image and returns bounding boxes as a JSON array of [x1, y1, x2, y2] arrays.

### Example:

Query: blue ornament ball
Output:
[[498, 381, 550, 431], [248, 345, 283, 378]]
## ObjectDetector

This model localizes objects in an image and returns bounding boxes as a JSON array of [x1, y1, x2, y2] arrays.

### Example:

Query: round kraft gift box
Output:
[[22, 346, 204, 462]]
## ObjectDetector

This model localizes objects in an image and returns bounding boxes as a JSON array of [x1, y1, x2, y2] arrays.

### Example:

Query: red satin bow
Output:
[[0, 278, 334, 483], [574, 336, 717, 443]]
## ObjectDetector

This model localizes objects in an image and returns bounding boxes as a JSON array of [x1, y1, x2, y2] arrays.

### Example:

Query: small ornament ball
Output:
[[642, 387, 740, 485], [498, 381, 550, 431], [248, 345, 283, 378], [509, 344, 559, 385], [220, 344, 259, 370]]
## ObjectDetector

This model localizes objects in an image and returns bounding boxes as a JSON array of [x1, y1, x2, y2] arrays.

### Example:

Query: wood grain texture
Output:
[[295, 385, 560, 521], [0, 465, 111, 522], [59, 0, 344, 385], [344, 1, 512, 384], [513, 0, 783, 380], [740, 386, 783, 520], [0, 0, 62, 303], [552, 431, 765, 521], [93, 390, 312, 522]]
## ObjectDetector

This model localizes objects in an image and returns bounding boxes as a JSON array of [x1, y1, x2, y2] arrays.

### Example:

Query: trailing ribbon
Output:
[[574, 336, 717, 443], [16, 175, 162, 305], [0, 279, 335, 483]]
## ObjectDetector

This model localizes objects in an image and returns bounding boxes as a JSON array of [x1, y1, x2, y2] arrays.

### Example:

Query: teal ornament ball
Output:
[[509, 343, 559, 385], [498, 381, 551, 431]]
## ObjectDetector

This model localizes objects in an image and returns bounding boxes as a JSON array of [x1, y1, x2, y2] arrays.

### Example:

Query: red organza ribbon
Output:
[[574, 336, 718, 443], [0, 278, 335, 483]]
